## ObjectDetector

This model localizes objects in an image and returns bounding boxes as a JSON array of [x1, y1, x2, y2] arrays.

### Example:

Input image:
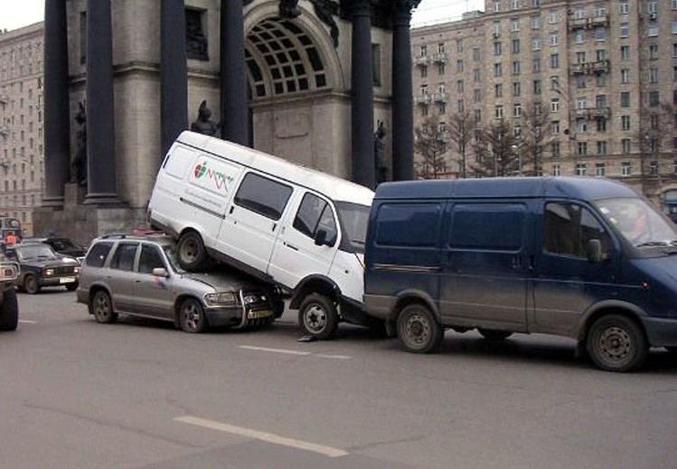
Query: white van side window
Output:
[[234, 172, 292, 220], [163, 146, 196, 179]]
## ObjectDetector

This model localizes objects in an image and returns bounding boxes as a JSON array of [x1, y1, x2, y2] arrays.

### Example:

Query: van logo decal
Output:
[[193, 161, 234, 192]]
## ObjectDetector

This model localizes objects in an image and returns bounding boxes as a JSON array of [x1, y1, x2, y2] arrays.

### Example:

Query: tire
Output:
[[0, 288, 19, 331], [179, 298, 208, 333], [586, 314, 648, 372], [176, 231, 209, 272], [90, 290, 118, 324], [298, 294, 339, 340], [66, 282, 79, 292], [397, 303, 444, 353], [478, 329, 513, 341], [23, 274, 40, 295]]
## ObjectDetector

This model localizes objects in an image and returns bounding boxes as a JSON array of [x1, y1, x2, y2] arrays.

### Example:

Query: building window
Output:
[[621, 69, 629, 84], [438, 63, 445, 75], [649, 68, 659, 84], [576, 76, 586, 89], [621, 91, 630, 107], [597, 118, 607, 132], [457, 60, 464, 72], [474, 89, 481, 103], [456, 39, 463, 53], [494, 63, 503, 77], [532, 38, 541, 51], [649, 44, 659, 60], [531, 17, 540, 29], [577, 142, 588, 156], [495, 105, 504, 119], [473, 48, 481, 61], [597, 141, 607, 155], [551, 141, 561, 157], [649, 91, 660, 107], [511, 0, 520, 10], [495, 83, 503, 98], [552, 164, 561, 176], [474, 68, 481, 82], [575, 30, 585, 44], [575, 163, 587, 175], [512, 61, 521, 75], [549, 33, 559, 46], [595, 163, 606, 176], [494, 1, 501, 13], [533, 79, 541, 95], [512, 39, 521, 54], [494, 41, 502, 56], [457, 80, 464, 93], [185, 8, 209, 61], [511, 19, 520, 32], [620, 23, 630, 38], [649, 161, 658, 175], [594, 27, 607, 41], [621, 45, 630, 60], [513, 103, 522, 117], [421, 66, 427, 78], [550, 54, 559, 69], [621, 115, 631, 130], [576, 51, 586, 64], [533, 57, 541, 72], [619, 2, 629, 14], [548, 11, 560, 24], [551, 121, 560, 134], [622, 138, 631, 154], [513, 82, 521, 97], [621, 162, 632, 176], [551, 98, 560, 112]]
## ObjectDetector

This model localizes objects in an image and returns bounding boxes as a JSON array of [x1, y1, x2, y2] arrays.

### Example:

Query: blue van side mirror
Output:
[[586, 239, 603, 263]]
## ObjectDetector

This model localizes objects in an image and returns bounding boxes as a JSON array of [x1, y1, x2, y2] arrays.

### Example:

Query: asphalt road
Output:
[[1, 289, 676, 469]]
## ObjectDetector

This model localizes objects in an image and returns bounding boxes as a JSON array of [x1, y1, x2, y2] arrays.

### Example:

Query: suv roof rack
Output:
[[100, 233, 129, 240]]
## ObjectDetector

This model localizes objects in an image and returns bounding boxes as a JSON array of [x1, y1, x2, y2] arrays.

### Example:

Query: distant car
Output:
[[4, 243, 80, 294], [77, 234, 282, 333], [25, 237, 87, 263]]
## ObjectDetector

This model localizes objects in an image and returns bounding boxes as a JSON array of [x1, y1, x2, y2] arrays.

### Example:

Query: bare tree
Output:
[[519, 101, 552, 176], [414, 115, 449, 179], [636, 102, 676, 193], [446, 110, 475, 178], [471, 119, 519, 177]]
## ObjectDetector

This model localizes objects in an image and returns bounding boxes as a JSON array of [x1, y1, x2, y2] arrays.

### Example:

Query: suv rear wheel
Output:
[[177, 231, 209, 272], [586, 314, 647, 372], [397, 303, 443, 353], [90, 290, 118, 324], [298, 294, 338, 340], [0, 288, 19, 331]]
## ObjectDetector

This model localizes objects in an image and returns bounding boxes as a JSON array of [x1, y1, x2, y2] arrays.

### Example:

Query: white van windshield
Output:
[[595, 198, 677, 248], [336, 202, 371, 253]]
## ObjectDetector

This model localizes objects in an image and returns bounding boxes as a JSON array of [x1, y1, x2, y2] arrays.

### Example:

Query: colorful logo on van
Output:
[[193, 161, 233, 192]]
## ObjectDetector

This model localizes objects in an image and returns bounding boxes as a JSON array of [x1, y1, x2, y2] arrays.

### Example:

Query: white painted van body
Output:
[[148, 131, 374, 311]]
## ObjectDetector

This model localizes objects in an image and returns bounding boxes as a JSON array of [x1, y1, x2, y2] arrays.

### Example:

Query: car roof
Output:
[[93, 234, 174, 246], [374, 177, 639, 201], [176, 131, 375, 207]]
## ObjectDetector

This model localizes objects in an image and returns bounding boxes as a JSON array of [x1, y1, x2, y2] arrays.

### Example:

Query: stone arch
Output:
[[243, 1, 345, 100]]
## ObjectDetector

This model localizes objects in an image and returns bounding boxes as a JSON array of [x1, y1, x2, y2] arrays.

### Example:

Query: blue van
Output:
[[364, 177, 677, 372]]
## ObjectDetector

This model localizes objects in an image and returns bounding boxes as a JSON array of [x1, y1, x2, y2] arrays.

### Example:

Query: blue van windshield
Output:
[[595, 198, 677, 248]]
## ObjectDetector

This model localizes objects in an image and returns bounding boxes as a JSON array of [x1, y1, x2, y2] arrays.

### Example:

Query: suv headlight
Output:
[[204, 292, 237, 306], [44, 268, 55, 277]]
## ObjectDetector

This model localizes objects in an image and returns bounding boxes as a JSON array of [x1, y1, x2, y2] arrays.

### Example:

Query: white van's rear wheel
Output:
[[298, 294, 338, 340], [397, 304, 443, 353], [177, 231, 208, 271]]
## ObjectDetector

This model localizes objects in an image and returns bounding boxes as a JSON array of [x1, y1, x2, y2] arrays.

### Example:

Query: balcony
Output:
[[590, 59, 609, 74], [414, 55, 431, 67], [433, 91, 449, 103], [575, 107, 611, 120], [570, 60, 610, 76], [568, 17, 589, 30], [590, 15, 609, 28], [571, 63, 587, 75], [432, 52, 449, 64], [415, 93, 432, 105]]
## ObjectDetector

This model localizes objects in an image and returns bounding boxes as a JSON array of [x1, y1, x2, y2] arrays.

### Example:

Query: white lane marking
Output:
[[19, 320, 37, 324], [238, 345, 311, 356], [315, 354, 352, 360], [174, 415, 349, 458]]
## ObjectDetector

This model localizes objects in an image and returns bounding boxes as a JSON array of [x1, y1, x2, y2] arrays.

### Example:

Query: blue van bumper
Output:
[[641, 316, 677, 347]]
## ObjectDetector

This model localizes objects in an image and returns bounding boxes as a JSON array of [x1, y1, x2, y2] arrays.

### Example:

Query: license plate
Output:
[[247, 310, 272, 319], [59, 277, 76, 284]]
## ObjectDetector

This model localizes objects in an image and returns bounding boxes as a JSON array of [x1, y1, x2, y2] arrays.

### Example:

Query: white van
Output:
[[148, 131, 375, 339]]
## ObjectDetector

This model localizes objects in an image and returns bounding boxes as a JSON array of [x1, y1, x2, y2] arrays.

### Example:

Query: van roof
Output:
[[374, 177, 639, 201], [176, 131, 374, 206]]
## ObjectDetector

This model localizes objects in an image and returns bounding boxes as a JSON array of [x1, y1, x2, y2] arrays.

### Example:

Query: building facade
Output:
[[0, 23, 45, 236], [412, 0, 677, 208], [35, 0, 421, 243]]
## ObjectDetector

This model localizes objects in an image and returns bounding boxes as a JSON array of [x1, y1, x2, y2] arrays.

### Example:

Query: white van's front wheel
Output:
[[298, 294, 338, 340], [177, 231, 209, 272]]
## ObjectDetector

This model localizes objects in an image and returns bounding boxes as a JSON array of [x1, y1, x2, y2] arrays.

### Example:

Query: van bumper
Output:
[[363, 294, 396, 320], [641, 316, 677, 347]]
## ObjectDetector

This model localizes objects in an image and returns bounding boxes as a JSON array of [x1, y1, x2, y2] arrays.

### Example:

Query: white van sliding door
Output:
[[268, 191, 339, 289], [218, 172, 292, 276]]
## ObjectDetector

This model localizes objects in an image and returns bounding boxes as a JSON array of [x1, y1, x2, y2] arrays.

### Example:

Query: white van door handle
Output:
[[285, 242, 299, 251]]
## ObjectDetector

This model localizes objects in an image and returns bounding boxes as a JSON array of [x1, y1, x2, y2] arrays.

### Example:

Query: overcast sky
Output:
[[0, 0, 484, 31]]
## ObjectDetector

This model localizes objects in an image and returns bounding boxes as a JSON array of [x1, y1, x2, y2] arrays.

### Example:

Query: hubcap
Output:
[[304, 304, 327, 333], [598, 326, 633, 363], [405, 313, 431, 347], [183, 303, 201, 331], [95, 294, 110, 319]]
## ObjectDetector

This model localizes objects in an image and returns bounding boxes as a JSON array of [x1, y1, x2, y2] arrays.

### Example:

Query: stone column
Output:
[[42, 0, 70, 208], [221, 0, 249, 145], [392, 1, 417, 181], [350, 0, 375, 189], [84, 0, 119, 205], [161, 0, 188, 158]]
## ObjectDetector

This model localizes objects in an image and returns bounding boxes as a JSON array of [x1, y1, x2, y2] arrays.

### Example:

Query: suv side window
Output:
[[110, 243, 138, 271], [138, 245, 166, 274], [234, 172, 293, 220], [544, 202, 612, 258], [85, 242, 113, 268], [293, 193, 338, 243]]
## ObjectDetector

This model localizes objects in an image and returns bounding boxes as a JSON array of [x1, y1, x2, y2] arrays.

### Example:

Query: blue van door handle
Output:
[[511, 257, 521, 269]]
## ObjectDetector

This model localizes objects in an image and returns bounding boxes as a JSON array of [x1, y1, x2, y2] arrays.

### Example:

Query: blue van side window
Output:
[[450, 204, 525, 251], [376, 203, 442, 247], [544, 202, 612, 258]]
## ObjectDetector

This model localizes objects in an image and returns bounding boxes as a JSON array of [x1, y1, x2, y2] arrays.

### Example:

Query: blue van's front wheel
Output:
[[397, 304, 443, 354], [586, 314, 647, 372]]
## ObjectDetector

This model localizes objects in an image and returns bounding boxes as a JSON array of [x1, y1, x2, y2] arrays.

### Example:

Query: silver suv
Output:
[[77, 235, 281, 333]]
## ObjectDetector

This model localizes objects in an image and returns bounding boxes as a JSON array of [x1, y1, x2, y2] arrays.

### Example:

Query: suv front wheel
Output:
[[177, 231, 209, 272], [90, 290, 118, 324]]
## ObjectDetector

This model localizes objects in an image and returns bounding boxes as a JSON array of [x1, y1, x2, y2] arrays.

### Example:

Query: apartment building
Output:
[[0, 22, 44, 236], [412, 0, 677, 207]]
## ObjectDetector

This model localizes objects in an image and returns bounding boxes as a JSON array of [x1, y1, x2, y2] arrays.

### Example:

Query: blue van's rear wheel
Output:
[[586, 314, 647, 372], [177, 231, 209, 272], [397, 304, 443, 353]]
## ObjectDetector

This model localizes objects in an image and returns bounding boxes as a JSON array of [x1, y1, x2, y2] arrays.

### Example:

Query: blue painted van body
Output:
[[364, 177, 677, 347]]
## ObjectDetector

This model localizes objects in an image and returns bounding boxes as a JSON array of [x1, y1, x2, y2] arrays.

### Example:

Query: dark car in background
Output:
[[5, 243, 80, 294], [40, 237, 87, 263]]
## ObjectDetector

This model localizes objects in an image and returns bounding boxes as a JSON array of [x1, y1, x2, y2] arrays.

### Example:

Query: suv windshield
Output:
[[595, 197, 677, 248], [336, 202, 371, 253], [17, 245, 58, 261], [162, 245, 186, 273]]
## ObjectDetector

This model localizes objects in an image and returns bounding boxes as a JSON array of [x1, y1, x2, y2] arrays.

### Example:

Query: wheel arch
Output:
[[289, 275, 341, 310], [88, 283, 113, 314], [392, 290, 439, 322], [577, 300, 648, 343]]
